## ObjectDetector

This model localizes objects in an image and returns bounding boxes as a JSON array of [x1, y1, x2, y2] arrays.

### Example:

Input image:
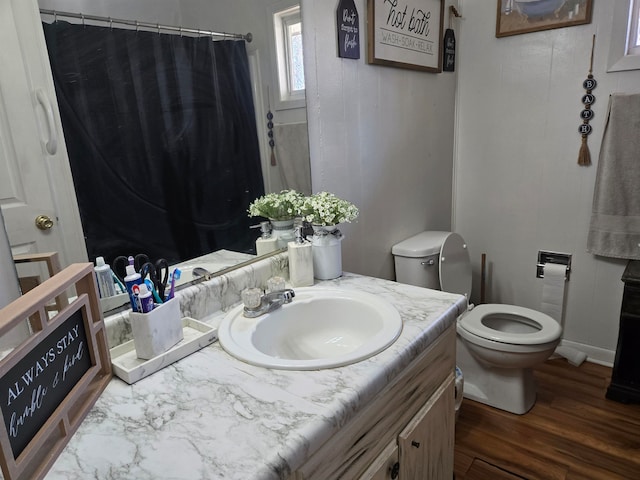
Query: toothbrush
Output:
[[165, 268, 181, 301], [144, 279, 163, 304], [111, 270, 126, 293]]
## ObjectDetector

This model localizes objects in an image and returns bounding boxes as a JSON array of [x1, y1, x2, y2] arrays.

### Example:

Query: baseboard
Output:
[[557, 339, 615, 367]]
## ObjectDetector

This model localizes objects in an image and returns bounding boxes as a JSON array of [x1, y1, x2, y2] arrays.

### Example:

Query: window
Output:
[[273, 5, 305, 106], [628, 0, 640, 55], [607, 0, 640, 72]]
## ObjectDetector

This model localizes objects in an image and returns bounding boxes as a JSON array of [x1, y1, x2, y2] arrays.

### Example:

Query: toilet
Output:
[[392, 231, 562, 415]]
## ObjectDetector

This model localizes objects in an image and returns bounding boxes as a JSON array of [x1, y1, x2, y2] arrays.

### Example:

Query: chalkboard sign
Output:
[[337, 0, 360, 59], [0, 263, 111, 480], [0, 307, 91, 458]]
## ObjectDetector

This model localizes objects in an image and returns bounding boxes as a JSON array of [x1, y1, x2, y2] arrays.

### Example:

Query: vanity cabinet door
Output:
[[290, 326, 456, 480], [398, 375, 455, 479], [358, 441, 399, 480]]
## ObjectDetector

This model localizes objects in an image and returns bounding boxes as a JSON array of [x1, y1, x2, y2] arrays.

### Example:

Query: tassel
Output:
[[270, 149, 277, 166], [578, 135, 591, 166]]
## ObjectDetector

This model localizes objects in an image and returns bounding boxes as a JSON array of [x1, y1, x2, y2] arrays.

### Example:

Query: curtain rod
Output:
[[39, 8, 253, 43]]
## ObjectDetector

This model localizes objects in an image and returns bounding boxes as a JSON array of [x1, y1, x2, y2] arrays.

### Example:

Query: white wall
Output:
[[454, 0, 640, 363], [302, 0, 458, 280]]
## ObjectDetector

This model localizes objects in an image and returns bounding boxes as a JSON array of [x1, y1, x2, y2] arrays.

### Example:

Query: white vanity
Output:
[[45, 255, 466, 479]]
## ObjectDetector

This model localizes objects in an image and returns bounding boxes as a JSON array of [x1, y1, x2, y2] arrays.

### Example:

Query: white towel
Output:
[[587, 94, 640, 260], [273, 123, 312, 195]]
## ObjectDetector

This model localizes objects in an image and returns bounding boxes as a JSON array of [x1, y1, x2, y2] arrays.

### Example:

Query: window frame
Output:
[[628, 0, 640, 55], [272, 4, 305, 109], [607, 0, 640, 72]]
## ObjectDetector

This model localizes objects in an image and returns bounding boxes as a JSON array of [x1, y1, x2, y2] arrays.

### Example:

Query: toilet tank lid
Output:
[[392, 231, 452, 258]]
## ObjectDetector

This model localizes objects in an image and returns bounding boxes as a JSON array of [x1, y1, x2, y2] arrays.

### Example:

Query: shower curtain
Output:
[[42, 21, 264, 265]]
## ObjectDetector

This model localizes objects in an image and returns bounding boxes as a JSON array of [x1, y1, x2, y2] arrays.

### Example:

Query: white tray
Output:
[[110, 317, 217, 384]]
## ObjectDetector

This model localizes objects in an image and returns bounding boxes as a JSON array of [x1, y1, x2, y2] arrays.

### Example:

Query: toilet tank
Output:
[[391, 231, 451, 289]]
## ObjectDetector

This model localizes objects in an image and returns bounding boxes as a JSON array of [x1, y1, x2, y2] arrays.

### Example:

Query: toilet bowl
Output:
[[391, 231, 562, 415]]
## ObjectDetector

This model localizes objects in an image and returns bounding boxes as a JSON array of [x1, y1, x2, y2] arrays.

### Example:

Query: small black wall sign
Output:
[[337, 0, 360, 59], [442, 28, 455, 72], [0, 308, 91, 458]]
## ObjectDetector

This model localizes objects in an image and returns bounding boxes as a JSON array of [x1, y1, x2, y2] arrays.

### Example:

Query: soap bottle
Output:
[[288, 226, 314, 287], [94, 256, 117, 298], [255, 221, 278, 256], [124, 264, 143, 310]]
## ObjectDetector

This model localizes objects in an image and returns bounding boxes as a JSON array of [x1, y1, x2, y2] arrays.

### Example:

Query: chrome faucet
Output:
[[242, 288, 295, 318]]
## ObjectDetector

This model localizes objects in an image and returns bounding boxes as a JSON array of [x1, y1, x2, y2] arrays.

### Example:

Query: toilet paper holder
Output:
[[536, 250, 571, 280]]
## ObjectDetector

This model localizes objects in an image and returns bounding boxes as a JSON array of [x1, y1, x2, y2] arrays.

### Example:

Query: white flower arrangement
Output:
[[247, 190, 304, 221], [301, 192, 359, 226]]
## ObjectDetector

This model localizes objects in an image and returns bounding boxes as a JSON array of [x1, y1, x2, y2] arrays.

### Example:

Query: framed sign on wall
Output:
[[337, 0, 360, 59], [367, 0, 445, 73], [496, 0, 593, 38]]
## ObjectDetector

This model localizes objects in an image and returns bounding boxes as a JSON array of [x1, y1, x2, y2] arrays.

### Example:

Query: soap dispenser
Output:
[[255, 221, 278, 256], [288, 226, 314, 287]]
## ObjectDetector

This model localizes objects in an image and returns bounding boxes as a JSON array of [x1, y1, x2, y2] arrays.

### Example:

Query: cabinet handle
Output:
[[35, 88, 58, 155], [390, 461, 400, 479], [411, 440, 420, 448]]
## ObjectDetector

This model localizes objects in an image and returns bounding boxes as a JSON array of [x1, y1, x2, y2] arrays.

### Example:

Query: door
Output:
[[0, 0, 85, 267]]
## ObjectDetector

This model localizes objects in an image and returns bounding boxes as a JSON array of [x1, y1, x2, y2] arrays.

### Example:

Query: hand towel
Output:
[[273, 122, 312, 195], [587, 94, 640, 260]]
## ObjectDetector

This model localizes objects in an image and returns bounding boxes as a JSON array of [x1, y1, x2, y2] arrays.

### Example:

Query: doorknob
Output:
[[35, 215, 54, 230]]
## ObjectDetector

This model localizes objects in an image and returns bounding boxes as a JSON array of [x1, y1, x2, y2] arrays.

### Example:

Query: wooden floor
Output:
[[454, 359, 640, 480]]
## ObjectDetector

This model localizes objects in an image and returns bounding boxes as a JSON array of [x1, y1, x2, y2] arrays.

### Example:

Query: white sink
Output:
[[218, 287, 403, 370]]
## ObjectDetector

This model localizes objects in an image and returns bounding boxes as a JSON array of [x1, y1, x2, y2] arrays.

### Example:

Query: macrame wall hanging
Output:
[[577, 34, 596, 167]]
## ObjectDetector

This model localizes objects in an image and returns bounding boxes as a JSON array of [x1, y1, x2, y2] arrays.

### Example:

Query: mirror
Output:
[[31, 0, 310, 304]]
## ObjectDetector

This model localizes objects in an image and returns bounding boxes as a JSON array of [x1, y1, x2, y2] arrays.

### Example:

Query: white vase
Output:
[[311, 224, 343, 280], [270, 219, 295, 249]]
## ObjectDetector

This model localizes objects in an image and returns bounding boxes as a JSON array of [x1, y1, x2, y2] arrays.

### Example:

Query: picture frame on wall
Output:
[[367, 0, 445, 73], [496, 0, 593, 38]]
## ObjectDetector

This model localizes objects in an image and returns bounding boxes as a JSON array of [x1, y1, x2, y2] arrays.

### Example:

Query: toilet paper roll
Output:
[[540, 263, 567, 323]]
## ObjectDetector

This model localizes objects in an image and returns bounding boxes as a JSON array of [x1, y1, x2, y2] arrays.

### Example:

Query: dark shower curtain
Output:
[[42, 21, 264, 265]]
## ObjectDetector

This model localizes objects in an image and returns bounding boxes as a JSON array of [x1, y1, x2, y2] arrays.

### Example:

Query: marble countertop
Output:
[[46, 273, 466, 480], [173, 249, 256, 287]]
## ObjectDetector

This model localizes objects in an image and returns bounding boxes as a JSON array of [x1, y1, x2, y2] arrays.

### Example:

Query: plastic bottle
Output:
[[124, 264, 143, 310], [288, 227, 314, 287], [135, 283, 154, 313], [95, 256, 117, 298]]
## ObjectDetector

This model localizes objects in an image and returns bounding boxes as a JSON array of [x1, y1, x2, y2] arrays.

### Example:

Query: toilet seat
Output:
[[439, 232, 472, 297], [459, 303, 562, 345]]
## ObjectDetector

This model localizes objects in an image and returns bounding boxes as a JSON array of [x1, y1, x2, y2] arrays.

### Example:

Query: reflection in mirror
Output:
[[29, 1, 310, 310], [43, 18, 264, 263]]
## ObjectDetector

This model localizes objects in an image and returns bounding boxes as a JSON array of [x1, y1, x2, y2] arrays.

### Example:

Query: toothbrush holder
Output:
[[130, 298, 183, 359]]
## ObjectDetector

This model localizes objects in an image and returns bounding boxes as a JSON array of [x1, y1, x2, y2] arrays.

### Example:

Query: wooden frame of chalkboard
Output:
[[367, 0, 444, 73], [0, 263, 111, 480]]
